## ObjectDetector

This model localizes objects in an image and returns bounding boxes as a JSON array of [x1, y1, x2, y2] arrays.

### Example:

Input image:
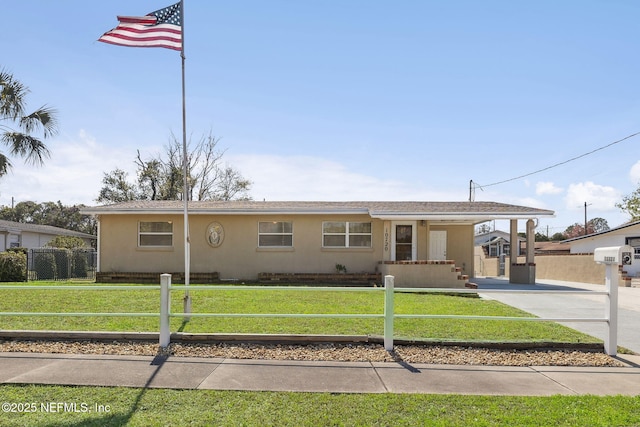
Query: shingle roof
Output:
[[82, 200, 554, 221], [0, 220, 96, 239]]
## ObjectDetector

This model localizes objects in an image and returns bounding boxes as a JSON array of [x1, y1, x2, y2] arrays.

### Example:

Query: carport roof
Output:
[[82, 200, 554, 223]]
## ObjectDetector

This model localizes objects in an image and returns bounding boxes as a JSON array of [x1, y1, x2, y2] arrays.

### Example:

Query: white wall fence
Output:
[[0, 274, 620, 355]]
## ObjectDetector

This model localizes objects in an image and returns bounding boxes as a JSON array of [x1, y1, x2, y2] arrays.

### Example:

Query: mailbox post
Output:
[[594, 245, 632, 356]]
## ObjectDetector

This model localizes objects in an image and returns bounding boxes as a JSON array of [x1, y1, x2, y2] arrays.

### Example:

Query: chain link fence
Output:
[[28, 248, 97, 281]]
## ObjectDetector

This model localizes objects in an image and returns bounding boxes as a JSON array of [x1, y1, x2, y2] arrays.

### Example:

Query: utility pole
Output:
[[584, 202, 592, 236]]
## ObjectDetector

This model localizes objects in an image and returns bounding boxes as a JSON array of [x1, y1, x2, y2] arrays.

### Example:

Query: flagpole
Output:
[[180, 0, 192, 316]]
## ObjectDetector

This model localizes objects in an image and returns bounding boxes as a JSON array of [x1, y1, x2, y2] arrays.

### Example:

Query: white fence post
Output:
[[604, 264, 618, 356], [384, 275, 394, 351], [160, 274, 171, 348]]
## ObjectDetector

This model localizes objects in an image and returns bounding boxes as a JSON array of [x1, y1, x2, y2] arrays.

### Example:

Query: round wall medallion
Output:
[[206, 222, 224, 247]]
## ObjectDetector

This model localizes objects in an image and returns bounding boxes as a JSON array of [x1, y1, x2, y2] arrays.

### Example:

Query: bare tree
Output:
[[97, 131, 252, 203]]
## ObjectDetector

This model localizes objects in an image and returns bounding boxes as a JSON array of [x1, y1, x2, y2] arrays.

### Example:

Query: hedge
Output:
[[0, 251, 27, 282]]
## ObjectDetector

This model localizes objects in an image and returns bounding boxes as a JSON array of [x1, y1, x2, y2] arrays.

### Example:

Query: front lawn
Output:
[[0, 282, 599, 344], [1, 384, 639, 426]]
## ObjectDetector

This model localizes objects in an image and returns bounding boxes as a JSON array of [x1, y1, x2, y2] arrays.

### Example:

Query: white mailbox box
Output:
[[594, 245, 633, 265]]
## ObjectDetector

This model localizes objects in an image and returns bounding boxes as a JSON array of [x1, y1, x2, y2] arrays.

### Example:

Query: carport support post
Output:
[[160, 274, 171, 348], [604, 264, 618, 356], [384, 275, 394, 351]]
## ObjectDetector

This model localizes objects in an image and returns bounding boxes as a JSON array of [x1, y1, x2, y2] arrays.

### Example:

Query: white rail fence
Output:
[[159, 273, 620, 356], [0, 274, 620, 355]]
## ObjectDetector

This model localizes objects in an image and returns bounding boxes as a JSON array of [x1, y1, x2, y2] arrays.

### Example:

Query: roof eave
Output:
[[81, 208, 371, 216], [369, 212, 555, 222]]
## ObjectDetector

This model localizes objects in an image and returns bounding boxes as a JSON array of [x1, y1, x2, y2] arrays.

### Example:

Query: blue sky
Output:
[[2, 0, 640, 234]]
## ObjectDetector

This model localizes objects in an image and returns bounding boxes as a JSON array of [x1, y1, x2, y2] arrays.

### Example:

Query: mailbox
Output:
[[594, 245, 633, 265]]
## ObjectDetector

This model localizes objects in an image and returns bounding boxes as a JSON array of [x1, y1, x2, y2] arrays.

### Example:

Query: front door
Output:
[[429, 230, 447, 260], [392, 222, 416, 261]]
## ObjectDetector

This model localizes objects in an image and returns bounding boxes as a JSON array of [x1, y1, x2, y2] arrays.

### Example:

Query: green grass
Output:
[[0, 285, 635, 425], [0, 281, 599, 343], [1, 384, 639, 426]]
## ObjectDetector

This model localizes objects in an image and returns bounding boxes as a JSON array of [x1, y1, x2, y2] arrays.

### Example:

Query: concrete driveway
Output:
[[475, 277, 640, 354]]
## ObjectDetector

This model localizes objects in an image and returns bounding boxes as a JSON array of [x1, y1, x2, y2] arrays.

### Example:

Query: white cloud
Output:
[[229, 154, 466, 201], [629, 160, 640, 184], [536, 181, 563, 195], [0, 130, 136, 206], [564, 181, 621, 212]]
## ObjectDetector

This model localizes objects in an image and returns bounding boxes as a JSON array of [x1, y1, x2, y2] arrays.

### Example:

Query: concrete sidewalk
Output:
[[1, 351, 640, 395]]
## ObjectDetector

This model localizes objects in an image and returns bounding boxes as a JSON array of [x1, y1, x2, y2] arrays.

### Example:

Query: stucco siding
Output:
[[429, 224, 474, 276], [570, 232, 631, 254], [98, 214, 385, 280], [98, 214, 184, 274]]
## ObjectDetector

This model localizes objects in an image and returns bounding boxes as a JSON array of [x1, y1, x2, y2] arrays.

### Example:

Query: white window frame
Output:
[[138, 221, 173, 247], [322, 221, 372, 248], [627, 237, 640, 260], [258, 221, 293, 247], [392, 221, 417, 260]]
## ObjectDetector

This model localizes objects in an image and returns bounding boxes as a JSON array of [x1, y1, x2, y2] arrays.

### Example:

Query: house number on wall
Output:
[[206, 222, 224, 247], [384, 226, 390, 253]]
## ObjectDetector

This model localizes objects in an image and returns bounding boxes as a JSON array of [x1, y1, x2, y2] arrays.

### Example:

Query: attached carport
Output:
[[370, 202, 555, 284]]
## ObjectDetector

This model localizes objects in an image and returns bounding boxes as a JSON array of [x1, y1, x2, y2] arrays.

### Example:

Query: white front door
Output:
[[429, 230, 447, 260], [392, 221, 416, 261]]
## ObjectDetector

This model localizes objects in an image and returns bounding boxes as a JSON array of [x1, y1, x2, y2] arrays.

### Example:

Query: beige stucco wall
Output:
[[98, 214, 477, 281], [532, 254, 606, 284], [476, 251, 607, 285], [379, 262, 465, 288], [99, 214, 385, 280], [432, 224, 474, 276]]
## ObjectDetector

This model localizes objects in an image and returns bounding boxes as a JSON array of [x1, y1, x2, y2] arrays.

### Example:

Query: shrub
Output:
[[45, 236, 87, 249], [72, 250, 89, 278], [0, 251, 27, 281], [33, 252, 57, 280], [53, 250, 70, 279], [7, 247, 28, 256]]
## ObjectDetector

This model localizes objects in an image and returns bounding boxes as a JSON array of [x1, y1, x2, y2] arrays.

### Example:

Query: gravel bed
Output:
[[0, 340, 624, 367]]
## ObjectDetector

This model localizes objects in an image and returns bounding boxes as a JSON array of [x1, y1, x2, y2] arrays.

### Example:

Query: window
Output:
[[628, 237, 640, 260], [139, 221, 173, 247], [259, 221, 293, 247], [488, 245, 498, 257], [323, 221, 372, 248]]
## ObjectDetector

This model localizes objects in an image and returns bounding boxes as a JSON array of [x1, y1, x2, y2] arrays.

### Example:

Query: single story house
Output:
[[475, 230, 524, 258], [564, 220, 640, 278], [474, 230, 524, 277], [526, 240, 571, 255], [0, 219, 96, 251], [82, 200, 555, 287]]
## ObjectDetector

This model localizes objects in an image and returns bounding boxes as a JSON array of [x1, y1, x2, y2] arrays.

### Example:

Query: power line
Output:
[[474, 131, 640, 190]]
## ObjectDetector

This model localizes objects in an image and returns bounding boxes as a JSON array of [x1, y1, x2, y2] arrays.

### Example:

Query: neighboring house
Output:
[[564, 220, 640, 278], [474, 230, 525, 277], [0, 219, 96, 251], [528, 241, 571, 255], [475, 230, 524, 257], [82, 200, 554, 287]]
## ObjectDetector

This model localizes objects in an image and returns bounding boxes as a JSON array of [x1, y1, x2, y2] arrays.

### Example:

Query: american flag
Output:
[[98, 2, 182, 51]]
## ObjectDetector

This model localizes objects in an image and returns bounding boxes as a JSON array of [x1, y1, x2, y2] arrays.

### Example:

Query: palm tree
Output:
[[0, 68, 58, 177]]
